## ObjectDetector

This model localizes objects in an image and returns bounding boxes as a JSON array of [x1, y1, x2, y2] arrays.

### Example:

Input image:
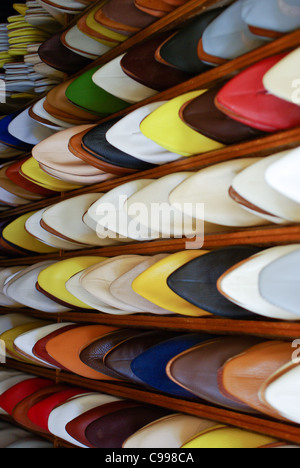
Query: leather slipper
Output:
[[230, 152, 300, 224], [217, 244, 300, 320], [259, 247, 300, 318], [167, 246, 262, 319], [131, 333, 214, 398], [132, 251, 213, 317], [45, 325, 121, 380], [215, 53, 300, 133], [265, 146, 300, 204], [37, 257, 106, 310], [81, 118, 157, 171], [140, 91, 225, 157], [168, 159, 267, 227], [106, 102, 183, 165], [166, 336, 263, 411], [103, 330, 177, 383]]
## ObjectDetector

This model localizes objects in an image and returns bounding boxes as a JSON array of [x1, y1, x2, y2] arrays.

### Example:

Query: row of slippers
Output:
[[37, 0, 300, 77], [37, 0, 200, 76], [0, 243, 299, 321], [34, 0, 300, 126], [1, 143, 300, 222], [1, 316, 300, 427], [30, 49, 300, 158], [0, 147, 300, 236], [0, 45, 299, 183], [2, 0, 299, 112], [0, 369, 294, 449]]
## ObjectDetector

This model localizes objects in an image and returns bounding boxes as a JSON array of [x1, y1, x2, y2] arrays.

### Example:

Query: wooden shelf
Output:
[[4, 358, 300, 446], [0, 223, 299, 264], [1, 307, 300, 340]]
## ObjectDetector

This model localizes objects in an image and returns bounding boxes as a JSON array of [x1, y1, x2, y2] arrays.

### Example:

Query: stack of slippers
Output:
[[0, 6, 297, 189], [38, 0, 191, 76], [0, 243, 300, 321], [22, 48, 300, 182], [66, 0, 300, 111], [1, 143, 300, 254], [0, 0, 65, 110], [0, 367, 291, 448], [1, 317, 300, 436]]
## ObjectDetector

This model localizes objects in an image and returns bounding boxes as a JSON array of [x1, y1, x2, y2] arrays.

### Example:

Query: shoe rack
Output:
[[0, 0, 300, 448]]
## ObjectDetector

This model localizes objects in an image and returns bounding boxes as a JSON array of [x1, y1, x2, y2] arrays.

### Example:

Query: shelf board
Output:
[[0, 224, 299, 266], [0, 306, 299, 340], [4, 358, 300, 446]]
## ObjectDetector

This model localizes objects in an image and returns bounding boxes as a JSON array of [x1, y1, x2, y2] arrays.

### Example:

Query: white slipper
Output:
[[217, 244, 300, 320]]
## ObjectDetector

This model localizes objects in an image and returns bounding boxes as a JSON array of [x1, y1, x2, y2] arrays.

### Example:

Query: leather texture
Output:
[[265, 147, 300, 204], [230, 153, 300, 224], [27, 387, 91, 433], [37, 256, 104, 310], [140, 91, 225, 157], [125, 172, 197, 239], [33, 324, 82, 371], [79, 329, 142, 379], [38, 32, 93, 74], [263, 48, 300, 105], [168, 159, 267, 227], [47, 393, 122, 448], [45, 324, 121, 380], [102, 0, 156, 29], [109, 255, 173, 315], [80, 255, 148, 313], [182, 425, 278, 449], [12, 384, 67, 433], [219, 340, 293, 419], [180, 86, 265, 144], [85, 405, 170, 448], [259, 248, 300, 317], [105, 102, 182, 165], [156, 9, 223, 73], [68, 126, 139, 176], [123, 414, 217, 448], [167, 246, 261, 318], [0, 377, 53, 415], [217, 245, 300, 320], [104, 331, 177, 383], [130, 333, 214, 397], [132, 250, 214, 317], [215, 54, 300, 132], [199, 0, 269, 63], [66, 400, 140, 448], [120, 33, 193, 91], [66, 66, 130, 116], [261, 363, 300, 425], [82, 118, 156, 171], [167, 336, 263, 412], [6, 158, 56, 197], [92, 54, 158, 104]]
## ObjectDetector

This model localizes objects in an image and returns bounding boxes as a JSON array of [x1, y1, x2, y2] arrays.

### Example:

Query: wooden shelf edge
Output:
[[0, 225, 299, 267], [0, 307, 300, 340], [3, 359, 300, 446]]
